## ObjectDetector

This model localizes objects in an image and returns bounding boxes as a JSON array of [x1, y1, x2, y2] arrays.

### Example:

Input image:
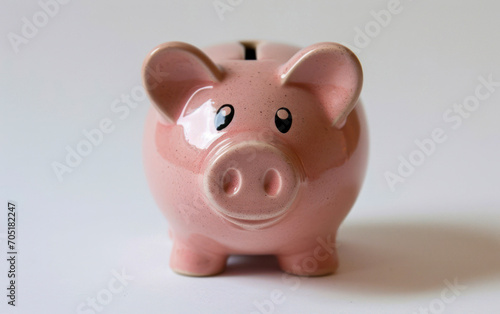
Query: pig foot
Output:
[[169, 241, 227, 276], [277, 248, 338, 276]]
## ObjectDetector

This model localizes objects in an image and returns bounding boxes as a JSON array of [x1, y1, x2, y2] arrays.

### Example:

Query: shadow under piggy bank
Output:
[[224, 221, 500, 295]]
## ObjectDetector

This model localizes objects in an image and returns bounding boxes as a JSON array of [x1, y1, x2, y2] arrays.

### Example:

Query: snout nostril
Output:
[[263, 169, 282, 196], [222, 168, 241, 196], [204, 141, 300, 224]]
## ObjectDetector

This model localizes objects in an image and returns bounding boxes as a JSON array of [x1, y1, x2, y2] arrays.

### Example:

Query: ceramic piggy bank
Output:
[[142, 41, 368, 276]]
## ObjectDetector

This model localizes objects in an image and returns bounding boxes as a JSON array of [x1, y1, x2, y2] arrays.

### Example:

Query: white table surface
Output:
[[1, 0, 500, 313]]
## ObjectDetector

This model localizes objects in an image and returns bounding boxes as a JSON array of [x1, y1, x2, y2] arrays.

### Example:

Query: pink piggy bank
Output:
[[142, 41, 368, 276]]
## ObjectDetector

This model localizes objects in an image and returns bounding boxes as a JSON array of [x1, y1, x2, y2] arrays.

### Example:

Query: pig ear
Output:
[[280, 43, 363, 128], [142, 42, 223, 123]]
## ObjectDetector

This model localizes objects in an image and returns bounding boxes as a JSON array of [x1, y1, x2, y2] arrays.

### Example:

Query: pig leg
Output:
[[276, 241, 339, 276], [169, 239, 228, 276]]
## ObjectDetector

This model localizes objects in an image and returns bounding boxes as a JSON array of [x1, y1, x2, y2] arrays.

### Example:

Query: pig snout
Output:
[[203, 140, 300, 228]]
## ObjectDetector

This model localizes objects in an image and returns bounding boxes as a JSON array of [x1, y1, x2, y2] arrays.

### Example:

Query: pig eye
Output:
[[275, 108, 292, 133], [215, 104, 234, 131]]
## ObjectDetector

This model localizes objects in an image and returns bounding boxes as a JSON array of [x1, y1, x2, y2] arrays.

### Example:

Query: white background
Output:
[[1, 0, 500, 313]]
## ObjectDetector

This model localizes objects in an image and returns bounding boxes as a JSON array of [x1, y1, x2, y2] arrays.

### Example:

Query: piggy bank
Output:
[[142, 41, 368, 276]]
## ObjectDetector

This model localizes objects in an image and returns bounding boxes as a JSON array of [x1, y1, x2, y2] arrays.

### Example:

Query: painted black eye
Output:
[[275, 107, 292, 133], [215, 104, 234, 131]]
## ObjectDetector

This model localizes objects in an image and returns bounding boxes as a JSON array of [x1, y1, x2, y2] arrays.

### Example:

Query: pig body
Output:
[[142, 41, 368, 276]]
